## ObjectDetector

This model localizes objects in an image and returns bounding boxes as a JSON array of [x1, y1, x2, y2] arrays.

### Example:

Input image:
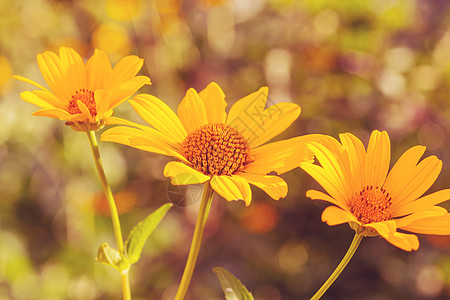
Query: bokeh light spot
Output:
[[91, 22, 131, 62], [240, 203, 279, 234], [207, 5, 235, 55], [384, 46, 415, 72], [278, 242, 308, 275], [377, 69, 406, 98], [0, 55, 12, 94], [314, 9, 340, 38], [106, 0, 143, 22], [411, 65, 441, 92], [415, 265, 444, 298]]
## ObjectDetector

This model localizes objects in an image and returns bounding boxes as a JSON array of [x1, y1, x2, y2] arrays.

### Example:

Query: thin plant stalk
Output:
[[86, 130, 131, 300], [175, 183, 214, 300], [310, 232, 363, 300]]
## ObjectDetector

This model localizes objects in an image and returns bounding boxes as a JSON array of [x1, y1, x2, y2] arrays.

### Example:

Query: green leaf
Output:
[[125, 203, 173, 264], [213, 267, 254, 300], [95, 243, 129, 273]]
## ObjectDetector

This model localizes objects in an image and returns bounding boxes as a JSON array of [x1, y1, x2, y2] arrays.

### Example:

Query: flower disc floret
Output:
[[68, 89, 97, 116], [182, 123, 252, 176], [350, 185, 392, 224]]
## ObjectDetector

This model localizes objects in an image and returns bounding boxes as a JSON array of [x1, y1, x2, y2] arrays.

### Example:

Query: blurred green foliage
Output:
[[1, 0, 450, 299]]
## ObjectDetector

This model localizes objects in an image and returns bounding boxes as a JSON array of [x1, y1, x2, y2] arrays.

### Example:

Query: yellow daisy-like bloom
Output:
[[102, 82, 323, 206], [14, 47, 151, 131], [301, 130, 450, 251]]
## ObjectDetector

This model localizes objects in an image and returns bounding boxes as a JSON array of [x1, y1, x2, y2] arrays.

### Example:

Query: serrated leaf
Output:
[[95, 243, 129, 272], [213, 267, 254, 300], [125, 203, 173, 264]]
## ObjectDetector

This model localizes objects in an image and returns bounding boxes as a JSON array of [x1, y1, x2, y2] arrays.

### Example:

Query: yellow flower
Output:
[[301, 130, 450, 251], [14, 47, 150, 131], [102, 82, 323, 205]]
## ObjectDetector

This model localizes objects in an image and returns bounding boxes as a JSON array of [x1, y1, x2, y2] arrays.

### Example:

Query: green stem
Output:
[[86, 131, 131, 300], [310, 232, 363, 300], [175, 182, 214, 300], [121, 271, 131, 300]]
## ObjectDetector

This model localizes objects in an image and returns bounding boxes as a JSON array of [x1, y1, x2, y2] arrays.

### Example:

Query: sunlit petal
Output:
[[321, 206, 359, 226], [130, 94, 187, 143], [400, 215, 450, 235], [199, 82, 227, 123], [164, 161, 210, 185], [382, 232, 419, 252], [244, 134, 326, 175], [236, 173, 287, 200], [226, 86, 300, 147], [86, 49, 112, 90], [177, 88, 208, 133], [210, 175, 252, 206]]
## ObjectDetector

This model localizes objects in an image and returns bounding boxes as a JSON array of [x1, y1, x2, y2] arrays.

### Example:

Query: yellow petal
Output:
[[365, 130, 390, 188], [104, 116, 167, 135], [383, 146, 426, 203], [236, 173, 287, 200], [248, 102, 300, 147], [104, 55, 144, 92], [364, 220, 397, 239], [301, 162, 349, 206], [130, 94, 187, 143], [382, 231, 419, 251], [32, 108, 73, 120], [107, 76, 151, 109], [94, 90, 107, 116], [321, 206, 358, 226], [101, 126, 185, 161], [20, 91, 56, 109], [59, 47, 86, 94], [198, 82, 227, 123], [227, 86, 268, 125], [163, 161, 210, 185], [104, 116, 152, 131], [177, 88, 208, 133], [339, 132, 367, 193], [102, 108, 114, 120], [392, 189, 450, 217], [130, 137, 186, 163], [37, 51, 71, 100], [391, 156, 442, 210], [86, 49, 112, 90], [306, 190, 349, 210], [210, 175, 252, 206], [59, 47, 84, 68], [66, 114, 90, 123], [226, 86, 301, 147], [307, 141, 353, 201], [394, 207, 447, 228], [33, 90, 65, 109], [400, 214, 450, 235], [13, 75, 51, 93], [77, 100, 95, 122], [244, 134, 326, 175]]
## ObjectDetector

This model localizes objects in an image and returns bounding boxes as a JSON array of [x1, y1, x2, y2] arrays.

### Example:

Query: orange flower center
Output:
[[68, 89, 97, 116], [182, 123, 252, 176], [350, 186, 392, 224]]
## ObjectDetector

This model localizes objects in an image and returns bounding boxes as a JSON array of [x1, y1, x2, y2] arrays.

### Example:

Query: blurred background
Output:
[[1, 0, 450, 299]]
